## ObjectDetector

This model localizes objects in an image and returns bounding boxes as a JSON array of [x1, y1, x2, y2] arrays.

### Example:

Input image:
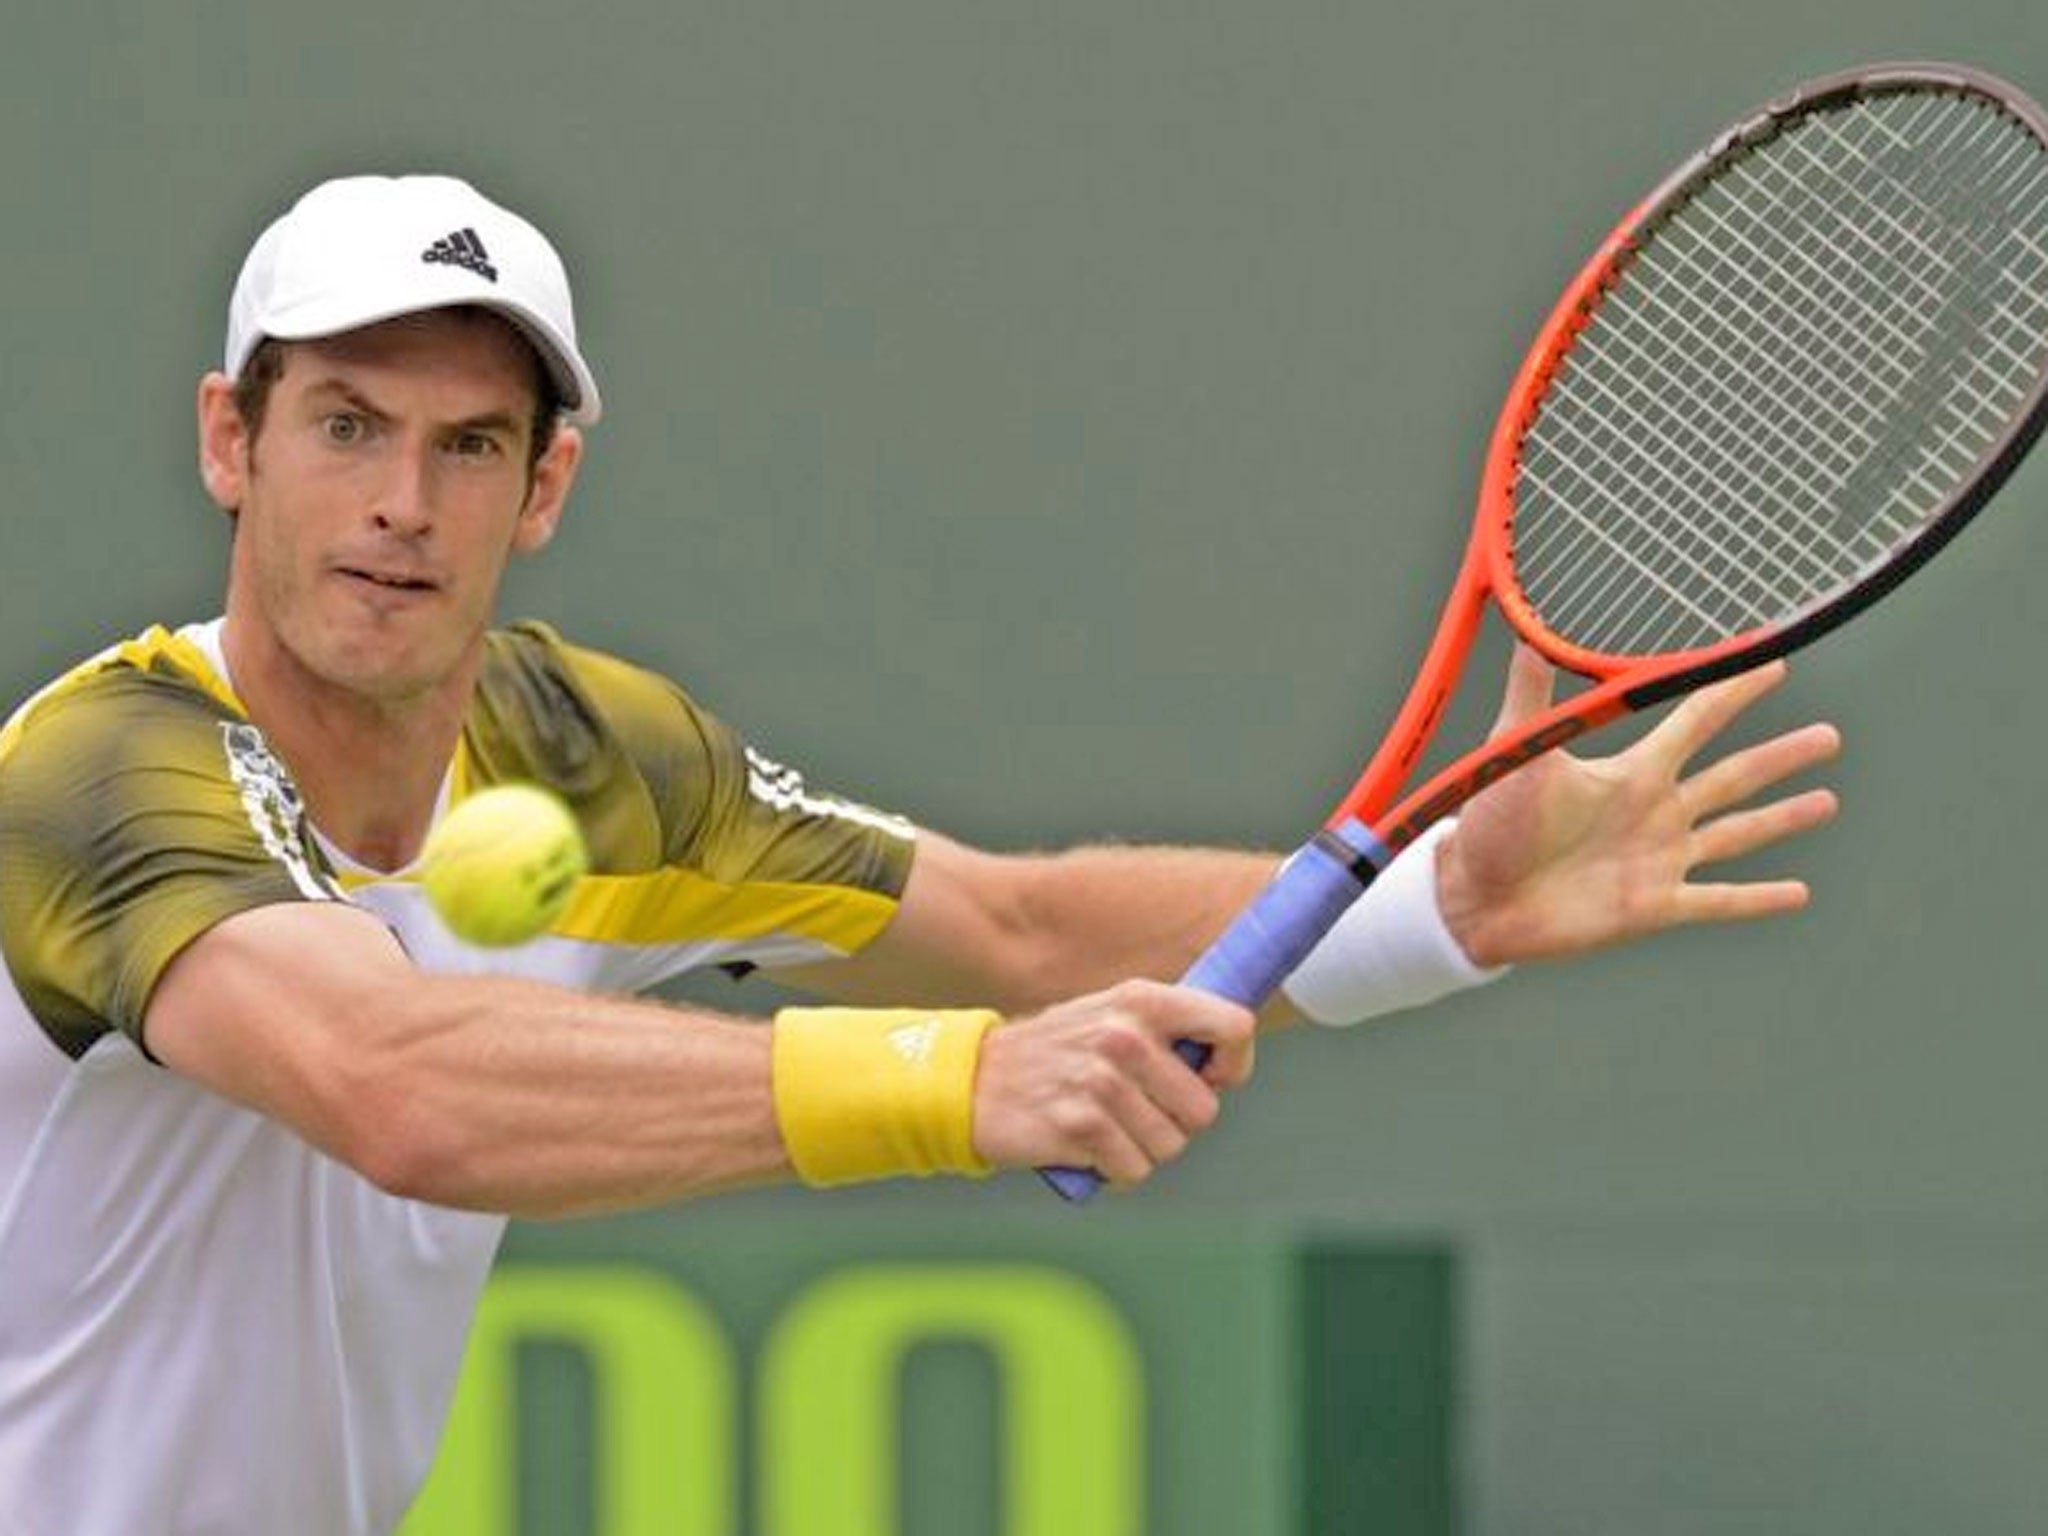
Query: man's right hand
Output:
[[970, 980, 1256, 1187]]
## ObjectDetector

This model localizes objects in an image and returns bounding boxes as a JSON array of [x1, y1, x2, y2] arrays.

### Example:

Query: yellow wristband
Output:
[[772, 1007, 999, 1186]]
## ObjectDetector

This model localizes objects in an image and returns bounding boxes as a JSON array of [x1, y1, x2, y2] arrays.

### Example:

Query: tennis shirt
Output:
[[0, 619, 915, 1535]]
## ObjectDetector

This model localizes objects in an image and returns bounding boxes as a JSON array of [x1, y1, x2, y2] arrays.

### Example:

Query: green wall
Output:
[[4, 3, 2046, 1530]]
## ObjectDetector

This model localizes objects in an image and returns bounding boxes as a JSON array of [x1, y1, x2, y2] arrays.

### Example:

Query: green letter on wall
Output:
[[400, 1265, 736, 1536], [759, 1263, 1143, 1536]]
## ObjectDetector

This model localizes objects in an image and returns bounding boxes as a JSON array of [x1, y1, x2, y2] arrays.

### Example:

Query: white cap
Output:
[[225, 174, 601, 424]]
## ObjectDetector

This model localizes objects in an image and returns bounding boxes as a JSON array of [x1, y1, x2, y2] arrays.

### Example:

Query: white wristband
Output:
[[1279, 821, 1508, 1026]]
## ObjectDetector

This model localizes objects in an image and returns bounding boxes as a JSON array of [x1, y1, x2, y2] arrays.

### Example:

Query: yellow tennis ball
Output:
[[419, 784, 588, 947]]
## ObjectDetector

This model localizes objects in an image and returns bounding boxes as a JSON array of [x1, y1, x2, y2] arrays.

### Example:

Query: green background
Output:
[[5, 2, 2047, 1530]]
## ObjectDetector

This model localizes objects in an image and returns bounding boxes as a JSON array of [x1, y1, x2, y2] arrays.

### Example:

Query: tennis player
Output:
[[0, 174, 1838, 1534]]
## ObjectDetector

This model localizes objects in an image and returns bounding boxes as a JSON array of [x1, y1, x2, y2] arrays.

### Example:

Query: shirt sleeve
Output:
[[550, 631, 917, 900], [0, 668, 339, 1058], [461, 625, 915, 972]]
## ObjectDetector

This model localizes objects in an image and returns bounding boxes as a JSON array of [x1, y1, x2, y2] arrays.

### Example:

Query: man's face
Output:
[[205, 310, 576, 704]]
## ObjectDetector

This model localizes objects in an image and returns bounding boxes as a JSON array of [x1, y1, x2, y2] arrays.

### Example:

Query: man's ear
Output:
[[197, 373, 251, 513], [513, 424, 584, 555]]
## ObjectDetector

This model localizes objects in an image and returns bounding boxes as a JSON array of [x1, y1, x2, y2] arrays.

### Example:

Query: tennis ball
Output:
[[418, 783, 588, 947]]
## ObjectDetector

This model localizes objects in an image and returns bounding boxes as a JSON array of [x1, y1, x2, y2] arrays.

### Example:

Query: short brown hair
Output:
[[230, 307, 564, 473]]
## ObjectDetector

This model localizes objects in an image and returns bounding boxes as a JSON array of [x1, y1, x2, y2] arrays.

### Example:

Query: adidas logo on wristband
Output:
[[886, 1019, 939, 1069]]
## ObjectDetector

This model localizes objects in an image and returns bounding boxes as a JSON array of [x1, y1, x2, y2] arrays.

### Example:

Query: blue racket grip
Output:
[[1038, 823, 1388, 1203]]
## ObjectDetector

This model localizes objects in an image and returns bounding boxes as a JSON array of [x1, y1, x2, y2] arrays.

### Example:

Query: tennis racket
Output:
[[1043, 60, 2048, 1202]]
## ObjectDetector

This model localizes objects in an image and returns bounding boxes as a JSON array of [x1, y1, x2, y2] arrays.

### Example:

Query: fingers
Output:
[[1667, 674, 1839, 875], [1635, 659, 1791, 775], [977, 980, 1256, 1188], [1680, 719, 1840, 817], [1673, 877, 1812, 925], [1488, 643, 1558, 738], [1054, 1072, 1186, 1188], [1689, 787, 1839, 868], [1662, 674, 1837, 924]]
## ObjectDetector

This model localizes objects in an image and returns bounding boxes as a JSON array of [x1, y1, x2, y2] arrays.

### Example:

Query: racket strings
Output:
[[1538, 94, 2048, 649], [1660, 93, 2048, 573], [1758, 99, 2047, 446], [1692, 100, 2047, 522], [1527, 103, 2012, 629], [1510, 85, 2048, 658], [1527, 94, 2048, 653]]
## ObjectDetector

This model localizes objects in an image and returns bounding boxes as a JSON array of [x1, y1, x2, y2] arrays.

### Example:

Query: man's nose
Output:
[[370, 440, 435, 537]]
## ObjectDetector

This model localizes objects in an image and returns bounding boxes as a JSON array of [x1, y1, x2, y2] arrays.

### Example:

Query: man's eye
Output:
[[452, 432, 501, 460], [323, 413, 365, 444]]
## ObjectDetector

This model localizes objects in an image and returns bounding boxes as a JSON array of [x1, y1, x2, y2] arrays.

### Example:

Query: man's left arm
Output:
[[777, 830, 1281, 1015], [779, 653, 1841, 1023]]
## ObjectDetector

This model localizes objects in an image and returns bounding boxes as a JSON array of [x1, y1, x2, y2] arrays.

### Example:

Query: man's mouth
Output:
[[339, 567, 438, 593]]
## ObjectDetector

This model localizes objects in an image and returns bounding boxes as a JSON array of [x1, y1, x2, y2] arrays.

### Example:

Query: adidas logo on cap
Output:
[[421, 226, 498, 283]]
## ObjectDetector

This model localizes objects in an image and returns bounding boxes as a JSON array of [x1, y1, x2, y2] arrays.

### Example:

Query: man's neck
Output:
[[221, 621, 476, 872]]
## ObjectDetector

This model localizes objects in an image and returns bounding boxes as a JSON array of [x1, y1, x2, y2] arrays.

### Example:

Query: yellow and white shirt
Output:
[[0, 619, 914, 1536]]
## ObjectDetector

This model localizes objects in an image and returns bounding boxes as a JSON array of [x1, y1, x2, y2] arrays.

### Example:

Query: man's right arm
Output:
[[144, 900, 1254, 1216]]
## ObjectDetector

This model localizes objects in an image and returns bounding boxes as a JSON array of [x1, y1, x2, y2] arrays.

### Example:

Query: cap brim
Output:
[[254, 292, 602, 426]]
